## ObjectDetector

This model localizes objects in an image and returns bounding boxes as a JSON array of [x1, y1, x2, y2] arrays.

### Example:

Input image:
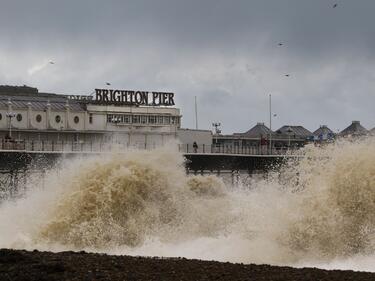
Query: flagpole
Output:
[[269, 94, 272, 153], [195, 96, 198, 130]]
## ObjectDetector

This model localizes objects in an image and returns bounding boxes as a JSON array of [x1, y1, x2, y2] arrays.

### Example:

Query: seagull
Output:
[[285, 74, 290, 77], [49, 61, 55, 64], [105, 82, 111, 86], [278, 43, 283, 46], [333, 3, 338, 8]]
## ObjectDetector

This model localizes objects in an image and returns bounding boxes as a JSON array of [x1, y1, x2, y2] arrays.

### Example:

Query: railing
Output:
[[0, 139, 146, 153], [178, 143, 299, 156], [0, 139, 301, 156]]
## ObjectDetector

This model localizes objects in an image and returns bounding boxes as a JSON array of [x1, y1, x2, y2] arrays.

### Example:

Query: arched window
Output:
[[0, 113, 2, 121], [74, 116, 79, 124], [55, 115, 61, 123], [36, 114, 42, 123], [16, 114, 22, 122]]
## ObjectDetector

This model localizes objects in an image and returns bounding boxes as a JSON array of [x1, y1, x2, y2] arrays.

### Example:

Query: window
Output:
[[105, 114, 172, 125], [124, 115, 131, 123], [0, 113, 2, 121], [36, 114, 42, 123], [141, 115, 147, 124], [89, 113, 93, 124], [132, 115, 140, 124], [108, 114, 123, 123], [164, 116, 170, 124], [149, 115, 156, 124], [16, 114, 22, 122], [55, 115, 61, 123], [112, 115, 121, 123], [74, 116, 79, 124]]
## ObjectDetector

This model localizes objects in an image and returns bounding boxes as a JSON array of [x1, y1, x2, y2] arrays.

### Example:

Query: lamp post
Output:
[[6, 112, 16, 139], [195, 96, 198, 130], [269, 94, 272, 153], [212, 122, 221, 152], [268, 94, 277, 154]]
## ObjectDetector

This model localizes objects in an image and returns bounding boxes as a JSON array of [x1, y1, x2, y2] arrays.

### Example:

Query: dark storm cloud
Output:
[[0, 0, 375, 132]]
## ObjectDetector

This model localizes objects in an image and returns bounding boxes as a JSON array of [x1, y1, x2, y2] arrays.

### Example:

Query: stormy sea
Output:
[[1, 139, 375, 273]]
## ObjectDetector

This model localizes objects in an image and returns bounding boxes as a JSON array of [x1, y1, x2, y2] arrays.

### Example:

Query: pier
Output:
[[0, 140, 299, 170], [0, 140, 301, 198]]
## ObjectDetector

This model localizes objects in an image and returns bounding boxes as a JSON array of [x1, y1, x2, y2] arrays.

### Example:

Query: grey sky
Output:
[[0, 0, 374, 133]]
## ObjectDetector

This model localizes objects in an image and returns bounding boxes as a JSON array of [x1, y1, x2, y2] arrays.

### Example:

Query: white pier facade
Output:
[[0, 86, 181, 149]]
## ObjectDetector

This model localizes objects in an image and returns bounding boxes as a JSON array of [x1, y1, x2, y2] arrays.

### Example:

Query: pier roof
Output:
[[312, 125, 335, 141], [0, 85, 84, 111], [241, 122, 273, 138], [313, 125, 334, 136], [276, 125, 312, 138], [339, 121, 368, 136]]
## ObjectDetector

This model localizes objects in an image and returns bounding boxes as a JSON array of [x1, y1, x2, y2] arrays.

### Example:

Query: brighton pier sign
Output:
[[68, 89, 175, 106]]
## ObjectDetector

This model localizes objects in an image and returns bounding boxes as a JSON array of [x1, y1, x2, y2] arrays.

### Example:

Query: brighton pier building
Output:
[[0, 85, 183, 149]]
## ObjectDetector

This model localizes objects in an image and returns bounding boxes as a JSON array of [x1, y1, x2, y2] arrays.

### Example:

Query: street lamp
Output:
[[212, 122, 221, 151], [212, 122, 221, 134], [6, 112, 16, 139], [268, 95, 277, 153], [269, 94, 272, 152]]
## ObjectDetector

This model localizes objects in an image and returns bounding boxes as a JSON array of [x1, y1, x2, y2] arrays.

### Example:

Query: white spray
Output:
[[0, 140, 375, 272]]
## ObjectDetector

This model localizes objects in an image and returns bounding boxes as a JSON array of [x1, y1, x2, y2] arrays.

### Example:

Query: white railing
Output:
[[178, 143, 300, 156], [0, 139, 301, 156]]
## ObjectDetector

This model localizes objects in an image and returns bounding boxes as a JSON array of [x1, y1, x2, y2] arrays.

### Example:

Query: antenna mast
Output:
[[269, 94, 272, 153], [195, 96, 198, 129]]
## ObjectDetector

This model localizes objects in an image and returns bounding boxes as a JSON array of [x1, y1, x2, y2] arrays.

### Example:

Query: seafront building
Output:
[[0, 85, 372, 153], [214, 122, 311, 151], [0, 85, 184, 148]]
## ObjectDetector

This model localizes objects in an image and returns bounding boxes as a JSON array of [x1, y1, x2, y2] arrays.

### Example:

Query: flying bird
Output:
[[285, 74, 290, 77], [49, 61, 55, 64], [278, 43, 283, 46], [106, 82, 111, 86], [333, 3, 338, 8]]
